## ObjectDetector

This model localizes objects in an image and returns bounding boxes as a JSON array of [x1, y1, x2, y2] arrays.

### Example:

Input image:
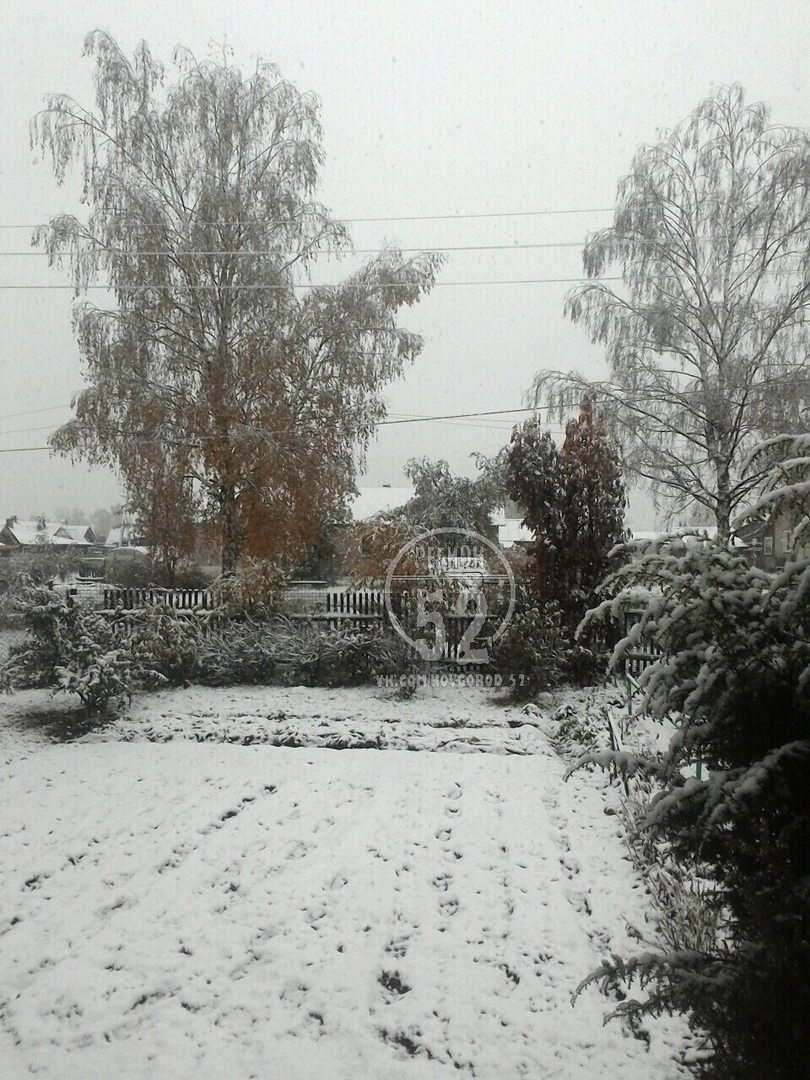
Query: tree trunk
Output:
[[221, 486, 240, 575], [715, 466, 732, 543]]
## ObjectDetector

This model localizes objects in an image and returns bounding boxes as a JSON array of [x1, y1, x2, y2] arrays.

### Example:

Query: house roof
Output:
[[349, 487, 414, 522], [53, 524, 96, 545], [105, 525, 144, 547], [1, 520, 96, 546]]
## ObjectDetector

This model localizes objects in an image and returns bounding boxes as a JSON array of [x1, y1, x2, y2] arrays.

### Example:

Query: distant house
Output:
[[348, 486, 414, 522], [0, 517, 98, 548], [106, 526, 138, 548], [492, 499, 533, 550], [348, 488, 534, 550], [737, 506, 808, 572]]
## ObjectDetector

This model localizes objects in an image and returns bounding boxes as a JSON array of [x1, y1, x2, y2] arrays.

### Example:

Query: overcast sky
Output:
[[2, 0, 810, 528]]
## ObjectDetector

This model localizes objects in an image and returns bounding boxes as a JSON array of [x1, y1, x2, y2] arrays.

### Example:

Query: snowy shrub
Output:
[[617, 775, 723, 956], [571, 531, 810, 1080], [489, 602, 568, 701], [0, 581, 162, 713], [193, 615, 413, 690], [0, 549, 80, 625], [293, 622, 418, 689], [491, 601, 604, 701], [549, 701, 607, 755], [130, 606, 202, 685], [194, 617, 283, 685], [209, 559, 286, 619]]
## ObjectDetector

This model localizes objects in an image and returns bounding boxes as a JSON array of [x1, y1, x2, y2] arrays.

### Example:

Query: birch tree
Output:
[[531, 85, 810, 539], [34, 32, 443, 572]]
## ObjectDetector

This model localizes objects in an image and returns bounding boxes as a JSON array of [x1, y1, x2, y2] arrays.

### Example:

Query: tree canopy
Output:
[[531, 85, 810, 539], [505, 401, 626, 633], [396, 455, 507, 539], [34, 32, 444, 573]]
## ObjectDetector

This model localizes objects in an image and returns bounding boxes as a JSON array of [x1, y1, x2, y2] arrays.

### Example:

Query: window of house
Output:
[[763, 536, 774, 555], [782, 530, 792, 554]]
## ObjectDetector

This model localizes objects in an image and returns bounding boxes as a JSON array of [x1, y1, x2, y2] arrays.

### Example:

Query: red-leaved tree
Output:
[[505, 400, 627, 634]]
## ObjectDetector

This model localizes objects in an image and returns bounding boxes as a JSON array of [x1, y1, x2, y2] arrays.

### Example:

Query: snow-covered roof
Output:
[[1, 520, 95, 546], [626, 527, 746, 549], [105, 525, 144, 548], [105, 527, 125, 547], [53, 524, 96, 545], [349, 487, 414, 522]]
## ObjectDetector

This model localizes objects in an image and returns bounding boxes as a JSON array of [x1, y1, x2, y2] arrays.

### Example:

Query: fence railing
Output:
[[325, 589, 384, 617], [27, 583, 668, 675], [620, 611, 665, 677], [102, 587, 214, 611]]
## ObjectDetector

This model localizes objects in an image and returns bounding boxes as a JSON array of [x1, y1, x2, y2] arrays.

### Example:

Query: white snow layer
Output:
[[0, 685, 689, 1078]]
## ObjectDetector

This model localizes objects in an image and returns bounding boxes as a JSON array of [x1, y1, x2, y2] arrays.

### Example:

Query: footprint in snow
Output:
[[433, 872, 452, 892], [379, 970, 411, 999], [385, 937, 409, 959], [559, 854, 580, 877]]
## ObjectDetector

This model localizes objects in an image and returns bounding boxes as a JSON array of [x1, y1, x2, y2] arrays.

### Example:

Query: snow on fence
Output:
[[102, 587, 214, 611], [621, 611, 665, 677], [325, 589, 384, 617], [79, 585, 663, 673], [288, 589, 504, 664]]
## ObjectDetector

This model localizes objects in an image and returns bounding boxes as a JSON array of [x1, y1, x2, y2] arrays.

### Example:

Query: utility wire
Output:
[[0, 242, 587, 256], [0, 207, 615, 230], [0, 423, 65, 437], [0, 277, 620, 290], [379, 408, 537, 426], [342, 209, 613, 223], [0, 405, 558, 438], [0, 403, 72, 421]]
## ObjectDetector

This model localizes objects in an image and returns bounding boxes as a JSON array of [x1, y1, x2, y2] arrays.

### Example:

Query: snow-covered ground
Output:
[[0, 684, 689, 1079]]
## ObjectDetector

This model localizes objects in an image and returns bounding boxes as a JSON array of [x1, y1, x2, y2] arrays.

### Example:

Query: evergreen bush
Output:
[[572, 534, 810, 1079], [0, 581, 163, 713]]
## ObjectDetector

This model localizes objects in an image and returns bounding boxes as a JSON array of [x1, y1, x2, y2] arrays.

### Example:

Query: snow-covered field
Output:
[[0, 684, 689, 1079]]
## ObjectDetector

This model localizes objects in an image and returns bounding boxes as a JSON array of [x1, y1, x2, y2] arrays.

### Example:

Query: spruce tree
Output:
[[576, 460, 810, 1077]]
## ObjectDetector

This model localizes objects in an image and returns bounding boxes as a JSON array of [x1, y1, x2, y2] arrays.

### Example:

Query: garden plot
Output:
[[0, 686, 689, 1079], [84, 683, 556, 753]]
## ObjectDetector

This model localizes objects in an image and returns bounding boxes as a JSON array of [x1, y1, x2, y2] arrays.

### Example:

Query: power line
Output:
[[0, 241, 586, 256], [0, 277, 620, 290], [343, 209, 613, 223], [0, 406, 559, 443], [0, 423, 65, 437], [0, 403, 72, 421], [379, 408, 539, 426], [0, 207, 615, 230], [0, 402, 562, 431]]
